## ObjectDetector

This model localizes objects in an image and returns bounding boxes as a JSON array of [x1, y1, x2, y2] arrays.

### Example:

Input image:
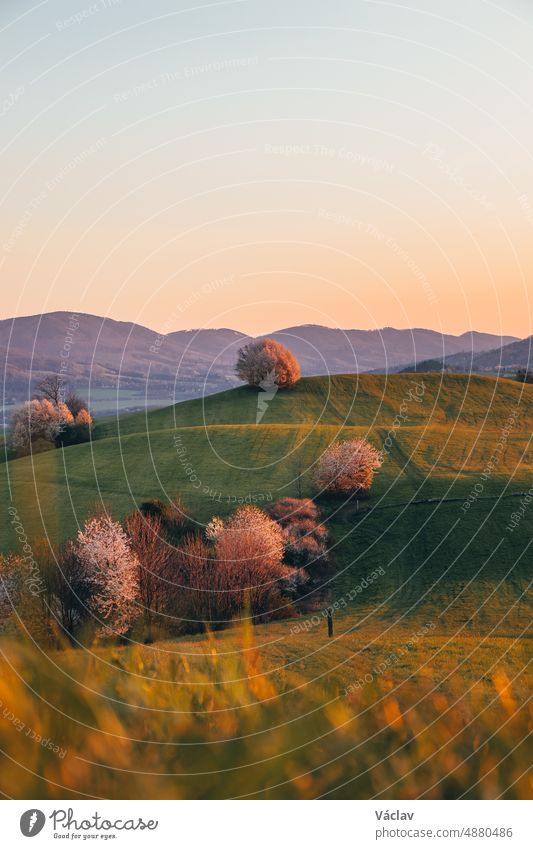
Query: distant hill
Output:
[[0, 312, 518, 413], [266, 326, 518, 375], [399, 334, 533, 375], [0, 312, 246, 411]]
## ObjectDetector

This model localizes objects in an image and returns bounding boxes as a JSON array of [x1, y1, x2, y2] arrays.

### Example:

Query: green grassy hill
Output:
[[94, 372, 530, 434], [2, 373, 531, 633], [1, 373, 531, 800]]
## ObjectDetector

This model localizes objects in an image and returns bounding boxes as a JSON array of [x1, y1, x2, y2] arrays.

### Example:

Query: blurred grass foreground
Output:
[[0, 620, 531, 800]]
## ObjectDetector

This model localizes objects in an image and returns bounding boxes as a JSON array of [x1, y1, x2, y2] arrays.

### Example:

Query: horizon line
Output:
[[0, 309, 525, 341]]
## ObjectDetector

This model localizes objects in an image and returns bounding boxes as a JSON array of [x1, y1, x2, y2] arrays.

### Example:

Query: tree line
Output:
[[0, 497, 333, 645]]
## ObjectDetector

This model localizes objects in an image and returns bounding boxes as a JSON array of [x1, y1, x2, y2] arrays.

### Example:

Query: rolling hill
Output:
[[1, 372, 531, 800], [2, 373, 531, 633], [399, 334, 533, 375]]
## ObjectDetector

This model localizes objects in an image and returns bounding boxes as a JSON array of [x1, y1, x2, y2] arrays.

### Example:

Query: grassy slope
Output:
[[1, 373, 531, 630], [1, 374, 531, 799]]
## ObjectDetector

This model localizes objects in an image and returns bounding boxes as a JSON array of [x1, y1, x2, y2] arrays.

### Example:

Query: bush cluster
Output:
[[0, 497, 330, 645]]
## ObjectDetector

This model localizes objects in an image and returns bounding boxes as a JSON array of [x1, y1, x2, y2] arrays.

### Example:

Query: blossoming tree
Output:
[[76, 515, 140, 637], [313, 438, 383, 495]]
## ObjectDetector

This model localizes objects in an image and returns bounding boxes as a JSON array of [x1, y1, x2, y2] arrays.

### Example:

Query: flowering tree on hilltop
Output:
[[313, 438, 382, 495], [235, 338, 300, 389], [76, 515, 140, 636]]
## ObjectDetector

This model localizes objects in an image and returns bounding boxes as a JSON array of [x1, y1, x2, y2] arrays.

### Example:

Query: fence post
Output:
[[327, 608, 333, 638]]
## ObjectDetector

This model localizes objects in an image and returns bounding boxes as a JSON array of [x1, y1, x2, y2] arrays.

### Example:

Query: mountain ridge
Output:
[[399, 334, 533, 375], [0, 311, 521, 409]]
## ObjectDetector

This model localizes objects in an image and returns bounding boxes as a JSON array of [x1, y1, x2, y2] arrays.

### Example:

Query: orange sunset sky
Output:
[[1, 0, 532, 338]]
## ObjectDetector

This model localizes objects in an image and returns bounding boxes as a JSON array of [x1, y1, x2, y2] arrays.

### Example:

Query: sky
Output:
[[1, 0, 533, 337]]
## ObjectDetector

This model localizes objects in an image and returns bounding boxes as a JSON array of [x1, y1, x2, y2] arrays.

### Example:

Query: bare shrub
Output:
[[267, 497, 319, 525], [125, 513, 174, 635], [139, 496, 191, 542], [37, 374, 64, 406], [267, 497, 328, 571]]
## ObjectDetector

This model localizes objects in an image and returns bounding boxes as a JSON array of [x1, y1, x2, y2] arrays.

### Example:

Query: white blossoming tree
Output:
[[76, 515, 140, 637], [205, 516, 225, 543], [209, 505, 287, 618], [313, 438, 383, 495], [9, 399, 74, 451], [213, 505, 285, 564]]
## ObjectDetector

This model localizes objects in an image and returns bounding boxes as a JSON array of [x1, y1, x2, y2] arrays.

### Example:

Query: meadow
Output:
[[0, 373, 531, 798], [2, 373, 532, 546]]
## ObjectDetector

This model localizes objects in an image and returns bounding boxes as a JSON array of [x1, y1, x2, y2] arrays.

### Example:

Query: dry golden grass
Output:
[[0, 617, 530, 800]]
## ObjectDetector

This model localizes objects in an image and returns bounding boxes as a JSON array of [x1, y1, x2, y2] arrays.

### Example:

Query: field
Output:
[[0, 373, 531, 798], [0, 620, 530, 799], [2, 373, 532, 542]]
